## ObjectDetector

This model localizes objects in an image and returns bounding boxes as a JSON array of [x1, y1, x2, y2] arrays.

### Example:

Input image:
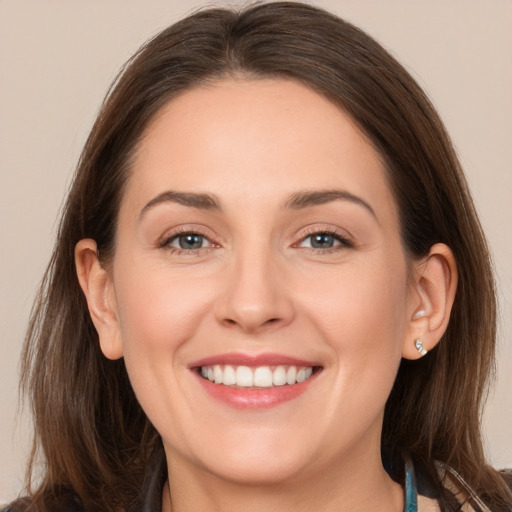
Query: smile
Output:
[[199, 364, 315, 387], [190, 354, 323, 409]]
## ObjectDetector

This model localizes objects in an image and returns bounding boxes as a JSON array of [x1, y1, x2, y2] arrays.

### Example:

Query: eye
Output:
[[302, 232, 339, 249], [165, 232, 212, 251], [298, 230, 353, 251]]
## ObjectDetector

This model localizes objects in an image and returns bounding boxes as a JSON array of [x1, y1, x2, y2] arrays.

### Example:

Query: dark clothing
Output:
[[3, 464, 511, 512]]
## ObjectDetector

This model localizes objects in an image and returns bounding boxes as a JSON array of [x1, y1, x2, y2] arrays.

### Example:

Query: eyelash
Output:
[[159, 228, 354, 255], [159, 228, 218, 255], [295, 228, 354, 254]]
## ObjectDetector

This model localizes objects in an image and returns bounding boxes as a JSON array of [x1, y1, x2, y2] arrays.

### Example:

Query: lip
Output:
[[189, 352, 322, 410], [189, 352, 321, 368]]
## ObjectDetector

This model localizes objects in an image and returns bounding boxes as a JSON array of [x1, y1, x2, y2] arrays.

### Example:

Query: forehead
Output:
[[124, 78, 397, 221]]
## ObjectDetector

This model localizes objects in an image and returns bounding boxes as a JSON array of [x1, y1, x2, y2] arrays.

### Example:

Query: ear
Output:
[[75, 239, 123, 360], [402, 243, 458, 360]]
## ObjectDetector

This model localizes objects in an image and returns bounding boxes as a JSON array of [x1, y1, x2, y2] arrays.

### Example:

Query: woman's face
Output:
[[107, 79, 418, 484]]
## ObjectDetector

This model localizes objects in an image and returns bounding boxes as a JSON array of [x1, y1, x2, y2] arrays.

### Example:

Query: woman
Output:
[[4, 2, 511, 511]]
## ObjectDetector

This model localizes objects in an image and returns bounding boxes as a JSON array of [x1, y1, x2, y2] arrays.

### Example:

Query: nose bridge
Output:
[[216, 236, 293, 333]]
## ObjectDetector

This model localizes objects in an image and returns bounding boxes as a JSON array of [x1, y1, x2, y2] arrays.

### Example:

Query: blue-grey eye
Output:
[[298, 231, 350, 250], [310, 233, 336, 248], [174, 233, 206, 250]]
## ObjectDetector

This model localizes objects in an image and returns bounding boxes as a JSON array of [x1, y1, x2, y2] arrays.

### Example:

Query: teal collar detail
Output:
[[404, 458, 418, 512]]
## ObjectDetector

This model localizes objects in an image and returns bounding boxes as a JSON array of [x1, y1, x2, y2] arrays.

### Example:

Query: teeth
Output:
[[200, 364, 316, 387], [213, 365, 223, 384], [286, 366, 297, 385], [253, 367, 273, 387], [223, 365, 236, 385], [236, 366, 253, 387], [273, 365, 287, 386]]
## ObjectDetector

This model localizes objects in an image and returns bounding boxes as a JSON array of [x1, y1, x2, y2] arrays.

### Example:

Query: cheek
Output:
[[304, 262, 409, 440], [301, 257, 409, 391], [304, 258, 407, 341], [112, 260, 216, 359], [110, 260, 220, 445]]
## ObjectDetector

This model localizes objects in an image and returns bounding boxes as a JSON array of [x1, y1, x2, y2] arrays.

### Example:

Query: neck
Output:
[[162, 446, 403, 512]]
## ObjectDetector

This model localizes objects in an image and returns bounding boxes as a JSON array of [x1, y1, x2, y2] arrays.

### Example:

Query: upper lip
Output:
[[189, 352, 322, 369]]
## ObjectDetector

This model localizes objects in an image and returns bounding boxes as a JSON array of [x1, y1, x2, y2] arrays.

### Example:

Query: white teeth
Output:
[[200, 364, 316, 387], [273, 365, 287, 386], [213, 365, 223, 384], [236, 366, 253, 387], [223, 365, 236, 385], [286, 366, 297, 385], [253, 366, 273, 387]]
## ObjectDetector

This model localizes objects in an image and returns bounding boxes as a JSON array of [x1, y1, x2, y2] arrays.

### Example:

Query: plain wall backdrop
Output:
[[1, 0, 511, 503]]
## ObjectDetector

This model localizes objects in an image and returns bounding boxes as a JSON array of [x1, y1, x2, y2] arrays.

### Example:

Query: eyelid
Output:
[[293, 225, 355, 251], [156, 224, 354, 255], [157, 225, 221, 253]]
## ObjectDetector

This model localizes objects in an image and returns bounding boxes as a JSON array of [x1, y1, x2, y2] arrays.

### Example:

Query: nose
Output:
[[214, 246, 295, 334]]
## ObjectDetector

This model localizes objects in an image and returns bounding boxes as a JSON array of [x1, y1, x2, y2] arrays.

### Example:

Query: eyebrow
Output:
[[139, 190, 221, 219], [285, 189, 377, 219], [139, 188, 376, 221]]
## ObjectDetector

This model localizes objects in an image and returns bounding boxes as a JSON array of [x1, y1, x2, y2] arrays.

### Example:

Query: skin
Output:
[[76, 78, 456, 511]]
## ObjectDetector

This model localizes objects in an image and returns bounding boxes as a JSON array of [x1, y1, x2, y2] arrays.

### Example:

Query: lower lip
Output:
[[193, 371, 319, 410]]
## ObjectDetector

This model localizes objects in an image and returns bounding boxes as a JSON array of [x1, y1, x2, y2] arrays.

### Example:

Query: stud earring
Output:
[[415, 338, 427, 357]]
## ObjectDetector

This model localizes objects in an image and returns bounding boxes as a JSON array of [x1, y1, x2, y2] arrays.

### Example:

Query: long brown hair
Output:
[[14, 2, 511, 511]]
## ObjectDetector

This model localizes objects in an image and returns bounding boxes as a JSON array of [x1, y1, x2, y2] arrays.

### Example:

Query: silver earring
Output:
[[415, 338, 427, 356]]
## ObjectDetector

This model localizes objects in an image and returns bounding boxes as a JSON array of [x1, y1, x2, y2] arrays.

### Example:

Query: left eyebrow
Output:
[[284, 189, 377, 220]]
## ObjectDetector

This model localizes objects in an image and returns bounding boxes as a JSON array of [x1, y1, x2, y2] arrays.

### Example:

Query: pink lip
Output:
[[189, 352, 321, 368], [194, 375, 317, 409], [189, 352, 322, 410]]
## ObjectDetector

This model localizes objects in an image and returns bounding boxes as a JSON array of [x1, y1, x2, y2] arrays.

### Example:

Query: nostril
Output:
[[221, 316, 283, 331]]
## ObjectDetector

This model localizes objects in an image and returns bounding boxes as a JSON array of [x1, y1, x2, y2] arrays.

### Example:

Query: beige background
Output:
[[1, 0, 511, 503]]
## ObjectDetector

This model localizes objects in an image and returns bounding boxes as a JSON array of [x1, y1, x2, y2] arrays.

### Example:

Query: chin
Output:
[[200, 449, 313, 486], [166, 427, 320, 486]]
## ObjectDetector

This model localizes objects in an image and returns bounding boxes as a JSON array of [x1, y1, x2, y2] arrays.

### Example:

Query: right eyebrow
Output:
[[139, 190, 221, 220]]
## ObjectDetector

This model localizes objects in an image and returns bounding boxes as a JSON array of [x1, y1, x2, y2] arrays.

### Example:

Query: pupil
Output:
[[179, 234, 203, 249], [311, 233, 334, 248]]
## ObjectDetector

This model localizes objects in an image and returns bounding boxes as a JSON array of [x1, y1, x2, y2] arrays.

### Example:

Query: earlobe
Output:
[[75, 239, 123, 360], [402, 243, 458, 360]]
